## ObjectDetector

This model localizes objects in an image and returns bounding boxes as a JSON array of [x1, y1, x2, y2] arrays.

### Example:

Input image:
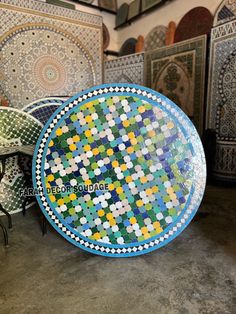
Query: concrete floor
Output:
[[0, 185, 235, 314]]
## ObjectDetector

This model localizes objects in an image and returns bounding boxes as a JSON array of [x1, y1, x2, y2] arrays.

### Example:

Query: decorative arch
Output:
[[213, 0, 236, 26]]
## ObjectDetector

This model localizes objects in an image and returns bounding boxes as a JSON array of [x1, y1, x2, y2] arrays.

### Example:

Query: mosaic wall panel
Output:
[[145, 35, 207, 135], [22, 97, 66, 125], [104, 53, 144, 85], [207, 19, 236, 181], [0, 0, 103, 109], [0, 108, 42, 214], [33, 84, 206, 257], [213, 0, 236, 26]]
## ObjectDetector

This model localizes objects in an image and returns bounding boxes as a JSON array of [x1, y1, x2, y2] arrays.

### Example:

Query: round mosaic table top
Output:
[[1, 25, 95, 109], [102, 23, 110, 51], [116, 3, 129, 27], [144, 25, 167, 51], [174, 7, 213, 43], [22, 97, 66, 125], [0, 107, 43, 146], [119, 38, 137, 56], [22, 97, 67, 113], [33, 84, 206, 257]]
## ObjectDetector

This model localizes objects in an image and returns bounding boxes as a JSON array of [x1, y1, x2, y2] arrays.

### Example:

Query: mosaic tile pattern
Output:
[[1, 0, 102, 26], [33, 84, 206, 257], [29, 105, 61, 126], [22, 97, 66, 125], [104, 53, 144, 85], [174, 7, 213, 43], [0, 108, 42, 214], [119, 38, 137, 56], [0, 0, 102, 109], [22, 97, 66, 113], [145, 35, 207, 135], [213, 0, 236, 26], [144, 25, 167, 51], [207, 20, 236, 181]]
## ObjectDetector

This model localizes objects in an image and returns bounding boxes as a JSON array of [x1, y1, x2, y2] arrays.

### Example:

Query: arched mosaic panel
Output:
[[104, 53, 144, 85], [154, 61, 193, 118], [213, 0, 236, 26], [207, 19, 236, 181], [145, 35, 207, 135]]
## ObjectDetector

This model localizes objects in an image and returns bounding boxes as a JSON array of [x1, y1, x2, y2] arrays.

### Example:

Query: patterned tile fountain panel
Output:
[[0, 108, 42, 214], [104, 53, 144, 85], [33, 84, 206, 257], [207, 19, 236, 181], [145, 35, 206, 135], [0, 0, 102, 109]]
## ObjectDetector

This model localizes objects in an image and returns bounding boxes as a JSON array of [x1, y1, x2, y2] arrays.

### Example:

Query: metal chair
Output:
[[0, 157, 12, 246], [19, 155, 47, 235]]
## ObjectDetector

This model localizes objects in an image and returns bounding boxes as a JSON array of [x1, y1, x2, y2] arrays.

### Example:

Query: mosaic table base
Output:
[[0, 108, 42, 214], [33, 84, 206, 257], [22, 97, 67, 125], [207, 19, 236, 181]]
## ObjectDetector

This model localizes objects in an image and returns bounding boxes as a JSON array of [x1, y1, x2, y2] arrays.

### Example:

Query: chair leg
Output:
[[0, 203, 12, 229], [0, 218, 8, 246], [22, 197, 27, 216], [42, 215, 47, 236], [23, 196, 48, 236]]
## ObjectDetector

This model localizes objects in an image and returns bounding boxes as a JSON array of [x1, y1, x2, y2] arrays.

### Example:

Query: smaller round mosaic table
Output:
[[33, 84, 206, 257], [0, 107, 42, 214], [22, 97, 67, 125]]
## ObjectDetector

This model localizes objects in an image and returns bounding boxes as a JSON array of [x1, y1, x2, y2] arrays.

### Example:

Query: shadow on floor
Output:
[[0, 184, 235, 314]]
